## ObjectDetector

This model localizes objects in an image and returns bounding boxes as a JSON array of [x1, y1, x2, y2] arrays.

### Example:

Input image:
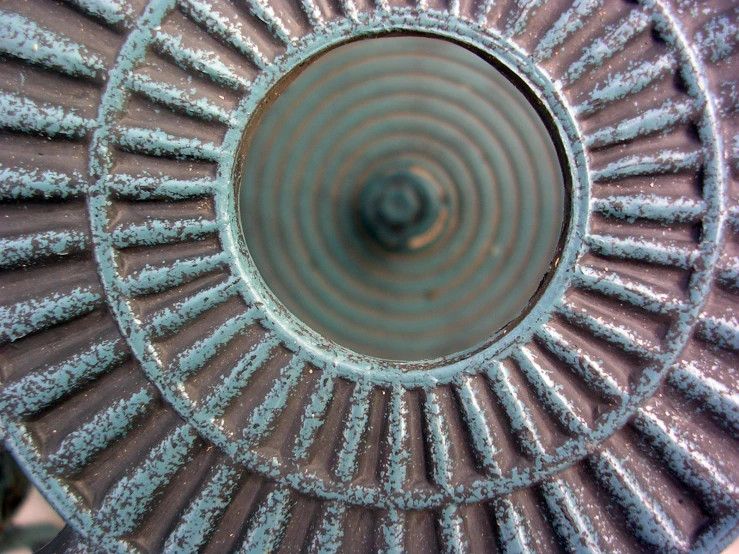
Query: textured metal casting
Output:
[[238, 36, 566, 360], [0, 0, 738, 552]]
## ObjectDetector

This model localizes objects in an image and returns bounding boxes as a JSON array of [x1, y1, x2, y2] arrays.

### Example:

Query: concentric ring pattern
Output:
[[239, 36, 566, 361], [0, 0, 738, 552]]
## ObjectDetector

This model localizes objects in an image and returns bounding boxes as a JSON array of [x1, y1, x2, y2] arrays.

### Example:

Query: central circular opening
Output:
[[238, 35, 567, 361]]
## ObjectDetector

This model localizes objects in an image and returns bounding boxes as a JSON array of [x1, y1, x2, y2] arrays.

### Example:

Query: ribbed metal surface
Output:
[[0, 0, 737, 553]]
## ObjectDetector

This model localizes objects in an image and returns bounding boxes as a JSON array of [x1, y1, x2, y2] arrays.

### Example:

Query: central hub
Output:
[[358, 168, 444, 251], [378, 180, 421, 227]]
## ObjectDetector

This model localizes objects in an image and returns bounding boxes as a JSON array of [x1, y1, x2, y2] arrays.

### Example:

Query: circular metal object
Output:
[[0, 0, 737, 553], [238, 35, 566, 360]]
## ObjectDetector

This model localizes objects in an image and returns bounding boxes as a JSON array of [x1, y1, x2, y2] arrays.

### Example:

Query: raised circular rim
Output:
[[0, 0, 734, 551], [232, 32, 572, 362], [72, 0, 723, 509], [225, 17, 589, 381]]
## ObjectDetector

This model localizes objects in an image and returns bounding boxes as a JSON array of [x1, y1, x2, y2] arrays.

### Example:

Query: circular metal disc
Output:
[[0, 0, 737, 552], [238, 35, 567, 361]]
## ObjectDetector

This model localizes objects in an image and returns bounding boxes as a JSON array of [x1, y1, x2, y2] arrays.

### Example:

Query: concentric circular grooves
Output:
[[0, 0, 736, 551], [221, 21, 591, 381], [84, 2, 720, 503], [236, 35, 569, 361]]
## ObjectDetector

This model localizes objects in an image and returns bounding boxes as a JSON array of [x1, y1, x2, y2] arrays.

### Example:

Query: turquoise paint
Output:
[[485, 361, 545, 459], [592, 449, 688, 551], [107, 174, 217, 200], [154, 31, 251, 90], [110, 217, 218, 248], [0, 286, 101, 343], [67, 0, 134, 26], [591, 149, 703, 182], [667, 362, 739, 433], [439, 504, 468, 553], [48, 386, 154, 473], [236, 0, 293, 44], [424, 390, 453, 490], [576, 53, 677, 116], [161, 462, 242, 554], [383, 387, 409, 495], [533, 0, 604, 62], [556, 299, 657, 358], [128, 72, 232, 123], [494, 497, 531, 554], [96, 424, 198, 537], [170, 311, 257, 382], [120, 251, 229, 296], [333, 383, 371, 482], [180, 0, 272, 68], [585, 98, 697, 148], [563, 9, 651, 85], [379, 507, 405, 554], [0, 167, 85, 200], [585, 234, 699, 270], [116, 126, 222, 161], [572, 265, 680, 316], [1, 419, 130, 554], [71, 1, 728, 504], [456, 379, 501, 475], [634, 408, 737, 510], [0, 230, 88, 269], [0, 10, 105, 79], [308, 501, 345, 554], [242, 357, 305, 443], [540, 479, 602, 553], [149, 276, 240, 337], [695, 12, 739, 64], [0, 338, 125, 417], [0, 91, 96, 137], [698, 315, 739, 351], [199, 334, 280, 415], [592, 194, 706, 224], [513, 348, 588, 436], [292, 370, 336, 461], [237, 487, 292, 553], [0, 0, 730, 548], [536, 324, 626, 399]]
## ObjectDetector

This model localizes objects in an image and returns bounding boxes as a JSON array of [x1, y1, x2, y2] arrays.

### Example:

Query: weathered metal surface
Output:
[[239, 35, 566, 360], [0, 0, 736, 552]]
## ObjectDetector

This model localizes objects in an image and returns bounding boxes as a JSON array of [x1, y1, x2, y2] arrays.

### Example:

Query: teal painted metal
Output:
[[0, 0, 736, 552], [238, 36, 566, 360]]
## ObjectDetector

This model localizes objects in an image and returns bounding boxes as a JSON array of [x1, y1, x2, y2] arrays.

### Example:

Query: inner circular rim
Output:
[[235, 32, 574, 365]]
